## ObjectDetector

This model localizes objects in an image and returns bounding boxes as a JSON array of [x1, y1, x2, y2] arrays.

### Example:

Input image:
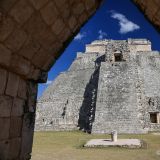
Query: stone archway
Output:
[[0, 0, 160, 159], [0, 0, 103, 159], [133, 0, 160, 33]]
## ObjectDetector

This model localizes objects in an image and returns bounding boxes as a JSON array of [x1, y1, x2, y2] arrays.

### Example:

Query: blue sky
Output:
[[38, 0, 160, 97]]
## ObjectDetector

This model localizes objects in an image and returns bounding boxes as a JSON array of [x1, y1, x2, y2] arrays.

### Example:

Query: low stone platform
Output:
[[152, 132, 160, 135], [84, 139, 142, 148]]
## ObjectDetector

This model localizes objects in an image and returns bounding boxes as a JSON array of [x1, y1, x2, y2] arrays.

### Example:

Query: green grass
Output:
[[32, 131, 160, 160]]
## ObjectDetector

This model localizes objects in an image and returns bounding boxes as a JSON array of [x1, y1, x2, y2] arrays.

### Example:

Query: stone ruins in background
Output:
[[35, 39, 160, 134]]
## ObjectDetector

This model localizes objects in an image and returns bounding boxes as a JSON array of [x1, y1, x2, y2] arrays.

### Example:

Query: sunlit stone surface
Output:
[[36, 39, 160, 134]]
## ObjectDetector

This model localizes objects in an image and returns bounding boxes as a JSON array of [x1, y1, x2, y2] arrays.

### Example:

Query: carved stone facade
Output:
[[36, 39, 160, 134]]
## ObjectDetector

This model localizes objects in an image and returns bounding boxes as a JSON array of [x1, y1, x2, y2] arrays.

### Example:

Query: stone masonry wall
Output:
[[36, 69, 95, 131], [36, 39, 160, 134], [138, 51, 160, 131], [36, 51, 103, 132], [1, 0, 160, 159], [92, 61, 146, 133], [0, 68, 37, 160], [0, 0, 102, 159]]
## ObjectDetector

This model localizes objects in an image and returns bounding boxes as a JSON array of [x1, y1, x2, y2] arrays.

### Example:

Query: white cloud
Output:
[[98, 30, 107, 39], [45, 80, 52, 85], [74, 32, 86, 41], [110, 11, 140, 34]]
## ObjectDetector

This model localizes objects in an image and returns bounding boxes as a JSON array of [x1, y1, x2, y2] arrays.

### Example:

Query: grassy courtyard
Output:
[[32, 131, 160, 160]]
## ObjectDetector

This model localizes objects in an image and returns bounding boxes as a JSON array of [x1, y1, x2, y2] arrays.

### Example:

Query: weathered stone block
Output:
[[20, 130, 33, 160], [0, 12, 2, 21], [40, 1, 59, 25], [84, 0, 96, 11], [0, 118, 10, 140], [27, 82, 38, 113], [9, 138, 21, 159], [10, 0, 34, 25], [55, 0, 67, 8], [60, 3, 71, 20], [29, 0, 49, 10], [24, 13, 48, 41], [0, 139, 9, 160], [0, 96, 12, 117], [20, 112, 35, 159], [79, 12, 88, 24], [0, 138, 21, 159], [58, 27, 71, 43], [37, 28, 56, 51], [0, 15, 15, 42], [42, 55, 56, 71], [5, 28, 27, 52], [27, 66, 47, 82], [31, 47, 50, 68], [0, 0, 17, 12], [154, 0, 160, 5], [68, 16, 78, 32], [145, 1, 158, 19], [0, 43, 12, 67], [153, 10, 160, 27], [10, 54, 31, 76], [10, 117, 22, 138], [18, 35, 41, 60], [6, 72, 19, 97], [28, 67, 41, 81], [22, 113, 35, 132], [18, 79, 27, 100], [72, 2, 85, 15], [69, 0, 75, 5], [12, 98, 25, 117], [0, 68, 7, 94], [55, 1, 70, 19], [51, 18, 65, 35], [49, 41, 63, 58]]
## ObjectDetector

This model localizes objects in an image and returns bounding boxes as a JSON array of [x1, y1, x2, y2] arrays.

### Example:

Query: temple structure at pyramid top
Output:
[[36, 39, 160, 134]]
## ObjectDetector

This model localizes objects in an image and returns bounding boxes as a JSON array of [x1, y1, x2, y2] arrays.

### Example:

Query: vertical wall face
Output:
[[0, 68, 37, 159], [138, 52, 160, 131], [92, 62, 145, 133], [92, 40, 149, 134], [92, 39, 160, 134]]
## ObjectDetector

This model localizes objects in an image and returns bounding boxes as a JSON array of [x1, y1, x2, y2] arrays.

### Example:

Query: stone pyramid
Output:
[[35, 39, 160, 134]]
